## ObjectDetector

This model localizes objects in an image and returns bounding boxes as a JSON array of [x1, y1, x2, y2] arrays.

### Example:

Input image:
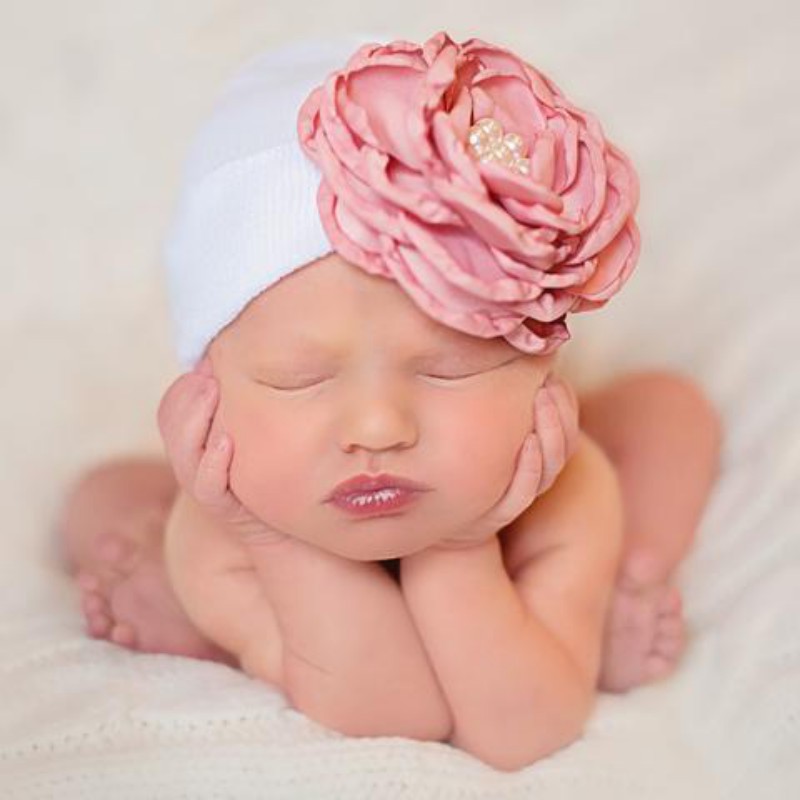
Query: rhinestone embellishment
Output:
[[466, 116, 530, 176]]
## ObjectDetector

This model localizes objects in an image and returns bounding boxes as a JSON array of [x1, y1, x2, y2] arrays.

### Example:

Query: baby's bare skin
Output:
[[61, 368, 720, 694], [59, 369, 723, 769], [57, 254, 723, 766]]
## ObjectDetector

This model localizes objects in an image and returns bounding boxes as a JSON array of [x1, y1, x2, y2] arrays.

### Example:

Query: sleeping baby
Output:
[[57, 31, 723, 771]]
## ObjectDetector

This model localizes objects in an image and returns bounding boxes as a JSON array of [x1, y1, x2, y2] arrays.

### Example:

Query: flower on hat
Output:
[[297, 30, 641, 354]]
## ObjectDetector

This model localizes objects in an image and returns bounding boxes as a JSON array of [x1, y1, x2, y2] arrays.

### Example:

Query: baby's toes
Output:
[[645, 652, 676, 681], [78, 579, 112, 638], [85, 605, 112, 638], [77, 571, 101, 593], [109, 621, 138, 649], [657, 584, 683, 617], [86, 613, 112, 638], [119, 504, 169, 551], [95, 533, 139, 576], [654, 614, 686, 660]]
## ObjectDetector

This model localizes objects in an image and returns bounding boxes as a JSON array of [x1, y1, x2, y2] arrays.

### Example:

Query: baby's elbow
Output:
[[454, 682, 594, 772], [387, 689, 454, 741], [288, 679, 452, 742], [408, 703, 453, 742], [312, 704, 451, 742], [374, 672, 454, 742], [464, 712, 589, 773]]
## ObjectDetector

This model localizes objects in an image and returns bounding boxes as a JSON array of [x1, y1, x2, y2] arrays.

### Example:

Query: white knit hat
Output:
[[163, 31, 642, 367], [161, 32, 383, 369]]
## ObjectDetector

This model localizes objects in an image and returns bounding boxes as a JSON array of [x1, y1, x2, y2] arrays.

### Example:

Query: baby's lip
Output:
[[326, 473, 432, 502]]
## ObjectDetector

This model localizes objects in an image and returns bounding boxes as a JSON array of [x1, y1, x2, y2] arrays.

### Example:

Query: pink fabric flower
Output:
[[297, 30, 641, 354]]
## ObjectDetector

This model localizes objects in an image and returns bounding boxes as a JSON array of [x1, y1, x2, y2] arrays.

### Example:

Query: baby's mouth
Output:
[[328, 486, 424, 518]]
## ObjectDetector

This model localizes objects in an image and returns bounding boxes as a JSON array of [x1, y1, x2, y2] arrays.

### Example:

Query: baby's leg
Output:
[[576, 370, 723, 692], [57, 457, 233, 664]]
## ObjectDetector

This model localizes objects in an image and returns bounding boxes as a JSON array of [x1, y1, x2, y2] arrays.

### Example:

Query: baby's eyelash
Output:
[[421, 369, 481, 381], [257, 377, 327, 392], [256, 356, 519, 391]]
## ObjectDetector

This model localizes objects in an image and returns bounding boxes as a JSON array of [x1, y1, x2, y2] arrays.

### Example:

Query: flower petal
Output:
[[316, 181, 390, 278], [567, 141, 639, 263], [363, 149, 461, 225], [570, 218, 641, 304], [399, 213, 548, 302], [431, 173, 561, 264], [478, 157, 563, 209], [471, 70, 547, 142], [344, 64, 428, 169]]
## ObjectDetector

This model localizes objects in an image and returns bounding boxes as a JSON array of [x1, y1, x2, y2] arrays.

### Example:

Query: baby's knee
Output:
[[58, 457, 177, 549], [633, 370, 723, 450], [67, 457, 176, 508]]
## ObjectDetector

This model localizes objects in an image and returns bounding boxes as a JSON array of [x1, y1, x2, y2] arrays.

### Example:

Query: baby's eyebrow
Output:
[[288, 338, 493, 360], [258, 336, 499, 366]]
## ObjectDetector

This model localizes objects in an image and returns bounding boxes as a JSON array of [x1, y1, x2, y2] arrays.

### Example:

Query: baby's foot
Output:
[[597, 548, 687, 693], [76, 509, 234, 665]]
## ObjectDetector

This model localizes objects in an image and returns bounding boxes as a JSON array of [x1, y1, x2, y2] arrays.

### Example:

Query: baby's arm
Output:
[[163, 488, 286, 684], [401, 433, 622, 770], [244, 534, 452, 741], [164, 493, 451, 740]]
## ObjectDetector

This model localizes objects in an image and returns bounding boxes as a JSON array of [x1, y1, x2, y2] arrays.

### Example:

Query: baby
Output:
[[57, 31, 722, 771]]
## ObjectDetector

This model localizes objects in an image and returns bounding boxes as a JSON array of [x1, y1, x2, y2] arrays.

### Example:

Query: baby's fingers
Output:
[[195, 432, 265, 534], [533, 383, 566, 494], [194, 431, 239, 518], [487, 434, 544, 528], [544, 375, 581, 460], [157, 372, 219, 490]]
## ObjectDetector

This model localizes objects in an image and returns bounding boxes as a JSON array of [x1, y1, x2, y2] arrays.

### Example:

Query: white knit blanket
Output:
[[1, 1, 798, 797]]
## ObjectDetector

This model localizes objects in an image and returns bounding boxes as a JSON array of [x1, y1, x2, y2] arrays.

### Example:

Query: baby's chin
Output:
[[291, 516, 445, 562], [298, 533, 431, 562]]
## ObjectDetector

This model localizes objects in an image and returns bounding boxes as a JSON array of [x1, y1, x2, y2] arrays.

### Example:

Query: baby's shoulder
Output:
[[501, 431, 623, 576]]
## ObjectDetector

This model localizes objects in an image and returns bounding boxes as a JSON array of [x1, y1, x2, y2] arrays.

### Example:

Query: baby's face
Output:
[[208, 253, 555, 560]]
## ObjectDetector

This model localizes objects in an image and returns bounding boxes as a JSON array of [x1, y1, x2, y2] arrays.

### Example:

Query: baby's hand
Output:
[[529, 372, 581, 495], [432, 372, 580, 551], [157, 357, 290, 546]]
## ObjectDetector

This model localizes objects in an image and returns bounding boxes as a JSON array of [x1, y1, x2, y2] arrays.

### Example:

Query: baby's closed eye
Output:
[[419, 356, 518, 383], [252, 355, 520, 392]]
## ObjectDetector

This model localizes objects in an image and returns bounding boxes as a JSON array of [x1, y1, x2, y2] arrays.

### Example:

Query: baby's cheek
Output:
[[228, 431, 303, 525], [218, 394, 301, 520], [432, 403, 526, 512]]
